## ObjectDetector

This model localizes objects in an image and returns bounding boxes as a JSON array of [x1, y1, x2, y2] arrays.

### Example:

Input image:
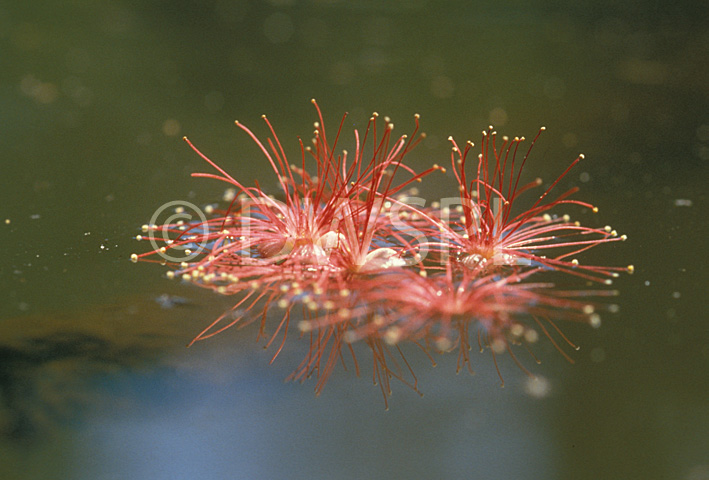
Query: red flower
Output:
[[132, 103, 633, 402], [436, 127, 632, 282]]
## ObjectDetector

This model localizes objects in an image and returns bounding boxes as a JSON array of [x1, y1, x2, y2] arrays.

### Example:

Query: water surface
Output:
[[1, 1, 707, 479]]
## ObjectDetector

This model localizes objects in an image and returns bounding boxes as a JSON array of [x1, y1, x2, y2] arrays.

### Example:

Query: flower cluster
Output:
[[133, 100, 632, 405]]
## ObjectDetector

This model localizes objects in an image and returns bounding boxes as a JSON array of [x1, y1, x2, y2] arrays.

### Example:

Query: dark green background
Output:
[[1, 1, 707, 479]]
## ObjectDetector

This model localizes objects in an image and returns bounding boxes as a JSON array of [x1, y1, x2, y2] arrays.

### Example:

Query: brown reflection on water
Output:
[[0, 288, 229, 442]]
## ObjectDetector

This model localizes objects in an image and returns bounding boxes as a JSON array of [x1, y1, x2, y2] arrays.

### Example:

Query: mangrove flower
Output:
[[132, 101, 633, 403], [437, 127, 632, 282]]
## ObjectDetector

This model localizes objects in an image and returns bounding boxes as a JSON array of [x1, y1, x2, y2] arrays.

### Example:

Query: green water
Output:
[[1, 1, 707, 479]]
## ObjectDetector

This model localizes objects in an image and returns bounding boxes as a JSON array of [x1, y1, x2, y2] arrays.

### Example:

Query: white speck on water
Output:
[[30, 214, 41, 219], [673, 199, 693, 207], [672, 291, 681, 299], [524, 375, 551, 399]]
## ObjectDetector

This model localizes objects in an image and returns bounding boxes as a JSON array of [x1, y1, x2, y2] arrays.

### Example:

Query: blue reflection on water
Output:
[[71, 346, 556, 480]]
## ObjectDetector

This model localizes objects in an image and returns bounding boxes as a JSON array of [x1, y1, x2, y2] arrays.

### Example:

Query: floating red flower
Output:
[[433, 127, 633, 282], [132, 101, 633, 403]]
